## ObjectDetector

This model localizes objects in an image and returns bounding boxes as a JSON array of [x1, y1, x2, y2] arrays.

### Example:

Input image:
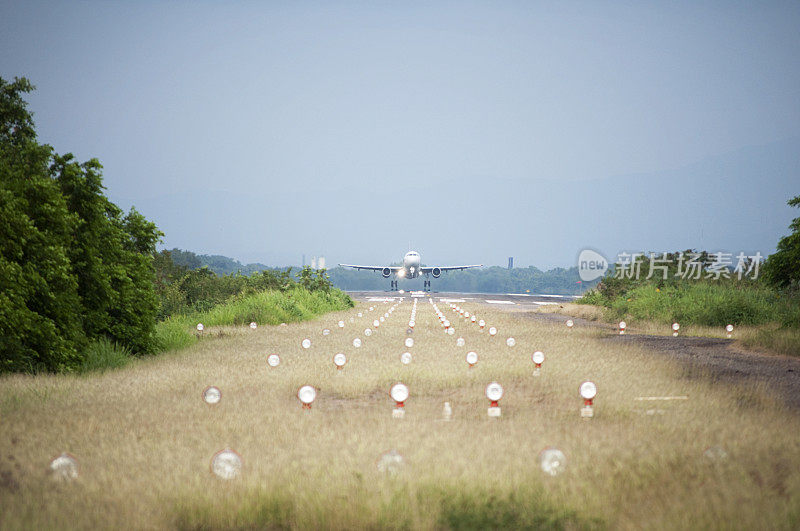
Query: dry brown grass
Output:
[[1, 297, 799, 529]]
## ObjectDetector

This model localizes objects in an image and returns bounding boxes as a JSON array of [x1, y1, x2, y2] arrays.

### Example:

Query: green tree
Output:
[[0, 77, 84, 371], [763, 195, 800, 290], [0, 76, 163, 372]]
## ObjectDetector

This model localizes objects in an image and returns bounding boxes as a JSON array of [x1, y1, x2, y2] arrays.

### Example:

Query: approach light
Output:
[[301, 338, 311, 349], [532, 351, 544, 376], [566, 319, 574, 329], [408, 321, 415, 328], [726, 324, 733, 338], [479, 319, 485, 329], [464, 311, 470, 318], [353, 338, 362, 348], [539, 448, 566, 476], [338, 320, 345, 328], [672, 322, 680, 336], [333, 353, 347, 369], [249, 322, 257, 330], [406, 328, 414, 335], [373, 319, 380, 328], [390, 383, 409, 418], [196, 323, 204, 332], [380, 316, 385, 323], [447, 327, 455, 335], [211, 448, 242, 480], [400, 352, 412, 365], [297, 385, 317, 409], [376, 450, 404, 475], [485, 382, 504, 417], [444, 320, 451, 329], [506, 337, 516, 347], [50, 453, 79, 481], [358, 312, 363, 317], [489, 327, 497, 336], [364, 328, 372, 336], [466, 351, 478, 367], [203, 386, 221, 404], [619, 321, 626, 335], [456, 337, 465, 347], [471, 315, 477, 323], [322, 328, 331, 336], [369, 306, 374, 311], [405, 337, 414, 348], [580, 381, 597, 418], [267, 354, 281, 367]]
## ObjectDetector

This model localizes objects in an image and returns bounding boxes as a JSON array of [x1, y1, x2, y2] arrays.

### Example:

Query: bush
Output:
[[78, 338, 131, 373]]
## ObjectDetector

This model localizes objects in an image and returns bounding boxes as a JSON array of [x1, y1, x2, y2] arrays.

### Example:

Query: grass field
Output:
[[1, 296, 799, 529]]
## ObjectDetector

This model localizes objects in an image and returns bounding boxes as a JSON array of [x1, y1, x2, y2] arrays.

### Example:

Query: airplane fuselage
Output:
[[398, 251, 422, 279]]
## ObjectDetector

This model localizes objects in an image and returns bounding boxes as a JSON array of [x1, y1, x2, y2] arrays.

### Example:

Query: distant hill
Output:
[[165, 248, 271, 276], [161, 248, 594, 294], [328, 265, 595, 295]]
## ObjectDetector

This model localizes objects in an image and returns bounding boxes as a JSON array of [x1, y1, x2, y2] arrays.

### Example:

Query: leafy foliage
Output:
[[763, 195, 800, 290], [0, 76, 162, 372]]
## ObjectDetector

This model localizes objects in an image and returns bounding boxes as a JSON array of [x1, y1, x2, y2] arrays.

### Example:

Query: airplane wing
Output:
[[420, 264, 483, 273], [338, 264, 403, 272]]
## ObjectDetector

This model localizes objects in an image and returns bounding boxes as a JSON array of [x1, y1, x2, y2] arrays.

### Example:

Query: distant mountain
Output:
[[165, 248, 271, 276]]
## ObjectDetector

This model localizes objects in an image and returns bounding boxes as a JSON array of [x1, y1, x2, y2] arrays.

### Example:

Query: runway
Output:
[[347, 291, 580, 310]]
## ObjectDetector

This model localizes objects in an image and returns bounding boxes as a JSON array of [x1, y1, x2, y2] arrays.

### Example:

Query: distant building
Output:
[[311, 256, 317, 269], [318, 256, 326, 270], [508, 257, 514, 269]]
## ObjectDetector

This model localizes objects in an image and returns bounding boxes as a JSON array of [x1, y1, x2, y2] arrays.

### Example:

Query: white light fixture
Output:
[[619, 321, 626, 335], [338, 320, 345, 328], [211, 448, 242, 480], [333, 352, 346, 369], [364, 328, 372, 336], [400, 352, 412, 365], [196, 323, 204, 332], [249, 322, 257, 330], [322, 328, 331, 336], [566, 320, 574, 329], [405, 337, 414, 348], [297, 385, 317, 409], [485, 382, 504, 417], [267, 354, 280, 367], [539, 448, 566, 476], [50, 453, 79, 481], [580, 381, 597, 418], [456, 337, 465, 347], [506, 337, 516, 347], [301, 338, 311, 349], [489, 327, 497, 336], [353, 338, 362, 348], [203, 386, 221, 404], [466, 351, 478, 367]]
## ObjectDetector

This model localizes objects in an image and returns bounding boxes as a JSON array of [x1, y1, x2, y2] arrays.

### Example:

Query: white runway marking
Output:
[[485, 300, 515, 305], [440, 298, 466, 303], [531, 301, 559, 306], [367, 297, 397, 302]]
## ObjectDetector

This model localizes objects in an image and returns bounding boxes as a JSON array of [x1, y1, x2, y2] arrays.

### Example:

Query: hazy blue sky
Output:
[[2, 1, 799, 268]]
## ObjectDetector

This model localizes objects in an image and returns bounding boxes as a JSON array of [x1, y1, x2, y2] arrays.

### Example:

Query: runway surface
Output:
[[347, 291, 580, 310]]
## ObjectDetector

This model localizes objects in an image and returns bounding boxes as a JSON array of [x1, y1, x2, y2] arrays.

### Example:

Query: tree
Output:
[[763, 195, 800, 290], [0, 76, 163, 372]]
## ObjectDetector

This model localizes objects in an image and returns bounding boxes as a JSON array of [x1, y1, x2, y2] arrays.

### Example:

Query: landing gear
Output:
[[390, 280, 398, 291], [424, 280, 431, 292]]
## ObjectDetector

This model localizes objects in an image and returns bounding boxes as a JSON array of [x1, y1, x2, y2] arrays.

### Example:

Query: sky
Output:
[[2, 1, 799, 269]]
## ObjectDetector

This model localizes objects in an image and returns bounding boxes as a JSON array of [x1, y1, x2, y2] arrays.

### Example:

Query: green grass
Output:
[[154, 287, 353, 355], [173, 483, 600, 530], [577, 282, 800, 355], [78, 338, 132, 373]]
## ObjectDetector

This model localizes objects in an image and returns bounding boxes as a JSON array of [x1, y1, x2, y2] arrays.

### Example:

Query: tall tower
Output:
[[508, 257, 514, 269]]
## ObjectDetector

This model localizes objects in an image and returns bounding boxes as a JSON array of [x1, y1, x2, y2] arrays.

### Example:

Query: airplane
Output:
[[339, 250, 482, 291]]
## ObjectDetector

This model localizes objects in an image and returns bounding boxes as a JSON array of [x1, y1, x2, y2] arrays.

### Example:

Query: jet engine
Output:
[[382, 267, 392, 278], [431, 267, 442, 278]]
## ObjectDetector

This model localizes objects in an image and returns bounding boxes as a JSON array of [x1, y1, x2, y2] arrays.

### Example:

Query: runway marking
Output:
[[509, 293, 575, 298], [440, 298, 466, 303], [634, 396, 689, 401], [485, 300, 515, 305], [367, 297, 397, 302], [531, 301, 559, 306]]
